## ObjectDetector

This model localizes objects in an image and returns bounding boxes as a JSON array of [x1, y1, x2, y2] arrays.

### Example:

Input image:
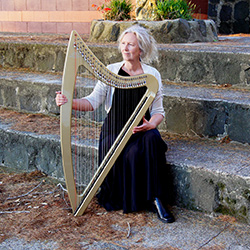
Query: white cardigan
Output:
[[84, 61, 165, 117]]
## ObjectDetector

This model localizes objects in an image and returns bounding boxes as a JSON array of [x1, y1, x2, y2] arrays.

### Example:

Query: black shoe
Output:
[[153, 197, 175, 223]]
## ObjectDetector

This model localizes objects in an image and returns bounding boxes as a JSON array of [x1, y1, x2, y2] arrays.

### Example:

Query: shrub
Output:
[[155, 0, 196, 20], [93, 0, 133, 21]]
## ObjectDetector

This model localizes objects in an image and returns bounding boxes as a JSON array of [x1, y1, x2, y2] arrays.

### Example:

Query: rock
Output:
[[89, 19, 218, 44], [136, 0, 158, 20]]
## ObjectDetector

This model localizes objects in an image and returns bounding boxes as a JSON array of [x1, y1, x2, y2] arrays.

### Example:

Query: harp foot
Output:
[[153, 197, 175, 223]]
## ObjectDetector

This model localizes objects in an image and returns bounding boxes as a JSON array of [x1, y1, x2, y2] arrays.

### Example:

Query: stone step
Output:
[[163, 83, 250, 144], [0, 34, 250, 86], [1, 69, 250, 143], [0, 109, 249, 223], [0, 69, 97, 114], [165, 133, 250, 222]]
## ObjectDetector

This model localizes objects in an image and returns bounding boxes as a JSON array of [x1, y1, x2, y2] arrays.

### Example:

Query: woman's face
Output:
[[120, 32, 141, 63]]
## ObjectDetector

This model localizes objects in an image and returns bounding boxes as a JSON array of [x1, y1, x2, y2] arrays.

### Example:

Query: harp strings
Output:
[[71, 34, 150, 196], [72, 47, 105, 207]]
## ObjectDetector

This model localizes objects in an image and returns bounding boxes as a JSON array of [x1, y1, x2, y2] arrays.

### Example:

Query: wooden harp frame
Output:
[[60, 30, 159, 216]]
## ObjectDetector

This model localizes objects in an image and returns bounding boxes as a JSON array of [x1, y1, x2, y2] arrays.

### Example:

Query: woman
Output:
[[56, 25, 175, 223]]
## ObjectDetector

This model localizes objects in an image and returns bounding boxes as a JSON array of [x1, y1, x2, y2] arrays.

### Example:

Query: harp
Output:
[[60, 30, 159, 216]]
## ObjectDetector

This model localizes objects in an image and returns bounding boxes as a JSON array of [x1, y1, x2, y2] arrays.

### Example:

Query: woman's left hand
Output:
[[132, 114, 164, 134], [132, 116, 155, 134]]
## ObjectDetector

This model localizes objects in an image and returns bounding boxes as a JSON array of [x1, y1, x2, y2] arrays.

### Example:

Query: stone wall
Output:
[[89, 19, 218, 44], [0, 0, 102, 34], [208, 0, 250, 34]]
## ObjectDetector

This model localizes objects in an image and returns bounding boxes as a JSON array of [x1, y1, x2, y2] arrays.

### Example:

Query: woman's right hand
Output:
[[55, 91, 68, 106]]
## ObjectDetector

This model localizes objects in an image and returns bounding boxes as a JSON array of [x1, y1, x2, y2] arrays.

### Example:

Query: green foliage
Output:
[[104, 0, 133, 21], [155, 0, 196, 20]]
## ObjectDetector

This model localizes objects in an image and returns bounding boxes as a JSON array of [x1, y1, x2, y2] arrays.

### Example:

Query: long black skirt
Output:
[[96, 128, 168, 213]]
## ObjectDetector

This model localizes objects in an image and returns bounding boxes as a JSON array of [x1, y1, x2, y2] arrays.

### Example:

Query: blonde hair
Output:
[[118, 25, 158, 64]]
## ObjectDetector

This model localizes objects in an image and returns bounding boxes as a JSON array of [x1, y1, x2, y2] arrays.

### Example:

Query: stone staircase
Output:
[[0, 33, 250, 223]]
